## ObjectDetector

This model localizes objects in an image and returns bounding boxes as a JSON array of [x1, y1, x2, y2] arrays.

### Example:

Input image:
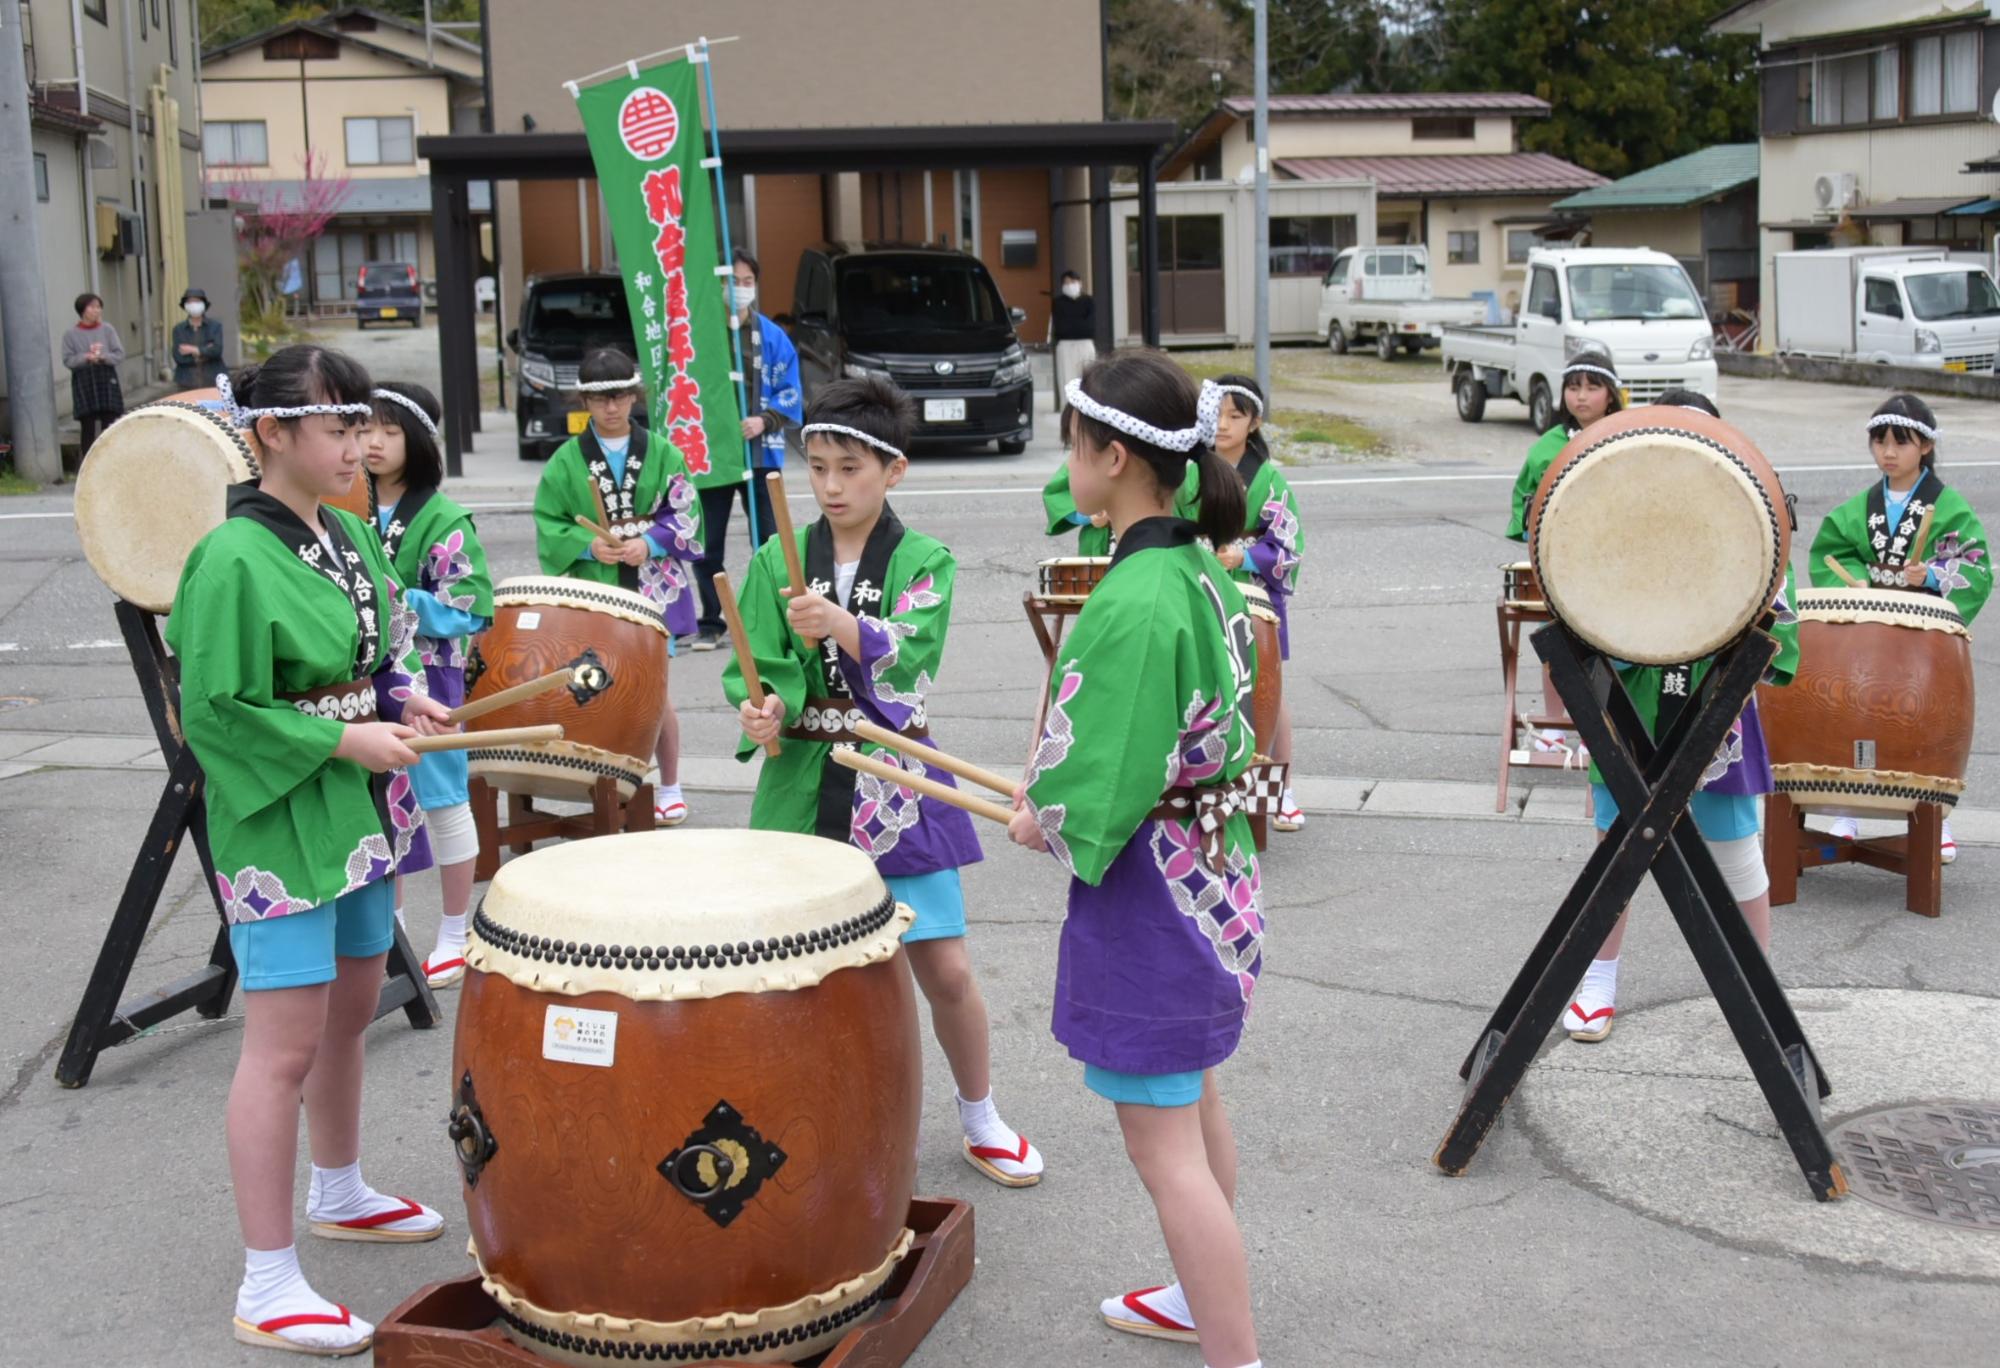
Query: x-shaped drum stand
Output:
[[1434, 619, 1848, 1202]]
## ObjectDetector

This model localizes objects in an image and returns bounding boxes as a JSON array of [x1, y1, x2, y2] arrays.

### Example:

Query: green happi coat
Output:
[[375, 488, 495, 657], [1505, 426, 1569, 542], [167, 490, 430, 923], [1809, 475, 1992, 624], [1041, 460, 1201, 557]]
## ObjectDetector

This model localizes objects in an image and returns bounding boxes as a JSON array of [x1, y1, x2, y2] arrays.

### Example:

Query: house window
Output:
[[1507, 229, 1537, 264], [34, 152, 49, 202], [346, 116, 415, 166], [204, 120, 269, 166], [1270, 214, 1357, 277], [1911, 31, 1980, 116], [1811, 51, 1872, 126], [1447, 230, 1480, 265], [1413, 116, 1475, 140]]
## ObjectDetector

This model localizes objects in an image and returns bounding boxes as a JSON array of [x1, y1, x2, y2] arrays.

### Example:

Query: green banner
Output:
[[573, 60, 743, 489]]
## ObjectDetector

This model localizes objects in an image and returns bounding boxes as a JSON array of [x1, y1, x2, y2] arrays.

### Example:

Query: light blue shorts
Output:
[[1591, 783, 1761, 842], [409, 746, 469, 810], [229, 878, 398, 991], [885, 868, 968, 944], [1084, 1064, 1206, 1108]]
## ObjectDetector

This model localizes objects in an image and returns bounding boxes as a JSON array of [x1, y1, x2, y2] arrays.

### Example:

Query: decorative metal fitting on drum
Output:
[[563, 648, 613, 705], [658, 1100, 786, 1228], [447, 1070, 499, 1188]]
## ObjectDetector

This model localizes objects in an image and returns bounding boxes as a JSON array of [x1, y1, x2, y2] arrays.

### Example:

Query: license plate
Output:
[[1620, 388, 1631, 406], [1944, 360, 1968, 373], [924, 398, 966, 422], [567, 411, 590, 434], [380, 307, 398, 319]]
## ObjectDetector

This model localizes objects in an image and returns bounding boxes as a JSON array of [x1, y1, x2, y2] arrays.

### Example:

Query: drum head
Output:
[[73, 401, 258, 612], [470, 830, 915, 1000], [492, 575, 668, 635], [1531, 413, 1785, 665]]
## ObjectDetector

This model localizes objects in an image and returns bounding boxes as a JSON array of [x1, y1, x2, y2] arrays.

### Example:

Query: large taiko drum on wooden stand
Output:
[[1240, 581, 1284, 752], [449, 830, 920, 1366], [1528, 407, 1790, 664], [466, 576, 669, 799], [1758, 587, 1974, 817]]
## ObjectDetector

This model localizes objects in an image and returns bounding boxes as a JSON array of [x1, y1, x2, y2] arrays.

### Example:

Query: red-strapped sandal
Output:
[[309, 1196, 443, 1244], [1564, 1000, 1615, 1043], [231, 1305, 372, 1357], [1100, 1286, 1198, 1343], [423, 955, 467, 989], [961, 1134, 1043, 1188]]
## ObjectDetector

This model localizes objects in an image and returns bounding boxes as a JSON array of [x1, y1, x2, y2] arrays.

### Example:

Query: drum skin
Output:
[[1527, 407, 1790, 665], [1757, 589, 1974, 816], [467, 580, 668, 798], [453, 961, 921, 1352]]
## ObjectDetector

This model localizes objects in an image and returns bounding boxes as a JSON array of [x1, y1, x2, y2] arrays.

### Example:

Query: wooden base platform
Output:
[[469, 775, 654, 883], [372, 1196, 974, 1367], [1764, 793, 1946, 919]]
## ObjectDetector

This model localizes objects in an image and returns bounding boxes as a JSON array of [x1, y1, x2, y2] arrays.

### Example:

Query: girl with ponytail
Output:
[[1009, 349, 1267, 1368]]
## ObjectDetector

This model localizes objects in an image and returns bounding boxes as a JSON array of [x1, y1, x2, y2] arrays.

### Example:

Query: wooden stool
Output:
[[469, 775, 655, 883], [1495, 595, 1590, 814], [1763, 793, 1945, 919]]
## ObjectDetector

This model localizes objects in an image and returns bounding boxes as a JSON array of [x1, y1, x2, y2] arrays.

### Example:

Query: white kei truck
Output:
[[1440, 247, 1719, 428], [1316, 245, 1489, 361], [1773, 246, 2000, 374]]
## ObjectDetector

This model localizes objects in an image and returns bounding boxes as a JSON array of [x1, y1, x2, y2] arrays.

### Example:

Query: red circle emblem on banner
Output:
[[618, 87, 680, 162]]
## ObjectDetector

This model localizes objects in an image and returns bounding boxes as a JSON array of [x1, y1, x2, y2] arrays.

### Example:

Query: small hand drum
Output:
[[1527, 408, 1790, 665], [1501, 561, 1545, 609], [1036, 556, 1112, 604]]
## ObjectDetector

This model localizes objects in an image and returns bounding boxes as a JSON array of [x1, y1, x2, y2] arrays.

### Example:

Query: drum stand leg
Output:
[[1776, 795, 1946, 920], [56, 600, 437, 1089], [1437, 623, 1846, 1202], [1495, 602, 1522, 812], [470, 776, 502, 883]]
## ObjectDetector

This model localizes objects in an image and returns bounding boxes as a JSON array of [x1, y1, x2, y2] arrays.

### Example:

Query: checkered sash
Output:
[[1149, 761, 1288, 873]]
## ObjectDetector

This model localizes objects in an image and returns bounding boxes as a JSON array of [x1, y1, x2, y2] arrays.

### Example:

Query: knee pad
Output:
[[1705, 831, 1769, 903], [426, 801, 478, 867]]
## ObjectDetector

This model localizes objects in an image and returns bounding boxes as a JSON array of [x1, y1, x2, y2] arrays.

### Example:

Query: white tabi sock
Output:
[[1581, 955, 1619, 1003], [657, 782, 685, 803], [956, 1090, 1044, 1179], [430, 912, 468, 963], [235, 1244, 373, 1350], [307, 1161, 443, 1235]]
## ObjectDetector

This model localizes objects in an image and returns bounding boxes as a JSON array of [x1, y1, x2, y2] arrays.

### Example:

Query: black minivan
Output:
[[508, 272, 650, 461], [790, 244, 1033, 454]]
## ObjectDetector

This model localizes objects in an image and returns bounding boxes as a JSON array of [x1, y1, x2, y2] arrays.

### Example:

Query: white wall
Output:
[[1214, 114, 1518, 181], [1718, 0, 1987, 44]]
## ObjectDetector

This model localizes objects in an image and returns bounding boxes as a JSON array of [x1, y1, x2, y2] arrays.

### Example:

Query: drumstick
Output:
[[765, 470, 818, 649], [445, 668, 575, 726], [1821, 554, 1866, 589], [408, 724, 562, 754], [713, 571, 782, 758], [575, 514, 622, 544], [852, 720, 1016, 797], [830, 748, 1014, 826], [1911, 503, 1938, 565]]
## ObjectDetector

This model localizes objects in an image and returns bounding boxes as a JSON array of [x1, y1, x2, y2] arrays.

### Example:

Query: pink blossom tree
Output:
[[206, 149, 352, 338]]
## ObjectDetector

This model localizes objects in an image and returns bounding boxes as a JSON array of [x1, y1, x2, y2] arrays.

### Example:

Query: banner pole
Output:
[[695, 35, 762, 549]]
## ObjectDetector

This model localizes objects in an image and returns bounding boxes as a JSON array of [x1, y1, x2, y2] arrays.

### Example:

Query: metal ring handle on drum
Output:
[[664, 1143, 737, 1202]]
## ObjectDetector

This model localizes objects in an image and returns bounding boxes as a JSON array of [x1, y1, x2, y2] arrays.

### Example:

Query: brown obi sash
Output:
[[1148, 760, 1289, 873], [281, 678, 378, 722], [781, 697, 930, 746]]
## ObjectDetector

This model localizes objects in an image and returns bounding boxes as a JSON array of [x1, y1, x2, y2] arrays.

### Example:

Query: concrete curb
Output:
[[1717, 350, 2000, 399]]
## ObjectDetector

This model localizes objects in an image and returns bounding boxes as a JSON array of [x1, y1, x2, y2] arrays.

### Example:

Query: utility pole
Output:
[[1253, 0, 1271, 401], [1, 0, 62, 482]]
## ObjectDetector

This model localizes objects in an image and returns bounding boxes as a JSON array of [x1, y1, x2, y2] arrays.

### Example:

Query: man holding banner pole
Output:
[[691, 250, 802, 651]]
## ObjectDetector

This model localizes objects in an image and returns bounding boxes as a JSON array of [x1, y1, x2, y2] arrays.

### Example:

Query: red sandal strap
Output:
[[1120, 1288, 1192, 1332], [423, 957, 466, 976], [1567, 1002, 1614, 1025], [257, 1306, 352, 1333], [968, 1135, 1029, 1164], [332, 1198, 425, 1230]]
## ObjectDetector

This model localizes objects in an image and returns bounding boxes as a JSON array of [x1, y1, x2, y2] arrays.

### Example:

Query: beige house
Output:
[[1161, 94, 1606, 314], [200, 5, 486, 306], [8, 0, 220, 431], [1710, 0, 2000, 340]]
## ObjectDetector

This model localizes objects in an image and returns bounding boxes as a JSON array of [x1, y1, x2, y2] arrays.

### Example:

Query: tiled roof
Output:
[[1221, 93, 1550, 118], [1551, 144, 1758, 211], [1275, 152, 1608, 197]]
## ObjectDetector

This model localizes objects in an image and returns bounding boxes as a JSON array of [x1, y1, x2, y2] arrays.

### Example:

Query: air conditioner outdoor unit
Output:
[[1812, 170, 1859, 213]]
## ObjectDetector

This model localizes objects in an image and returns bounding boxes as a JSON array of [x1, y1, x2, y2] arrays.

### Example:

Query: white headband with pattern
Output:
[[1563, 361, 1619, 386], [1868, 412, 1941, 442], [215, 372, 372, 429], [372, 388, 441, 441], [573, 375, 644, 392], [1064, 376, 1223, 454], [801, 422, 904, 460], [1215, 383, 1263, 416]]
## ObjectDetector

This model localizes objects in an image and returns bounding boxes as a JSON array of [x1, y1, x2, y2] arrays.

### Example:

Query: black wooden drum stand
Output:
[[55, 599, 440, 1088], [1435, 620, 1848, 1202]]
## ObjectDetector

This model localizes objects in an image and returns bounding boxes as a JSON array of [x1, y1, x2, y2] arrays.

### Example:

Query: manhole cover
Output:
[[1832, 1101, 2000, 1231]]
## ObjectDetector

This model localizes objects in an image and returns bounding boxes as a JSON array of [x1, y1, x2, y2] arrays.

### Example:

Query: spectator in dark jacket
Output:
[[172, 286, 226, 389], [1048, 268, 1096, 413]]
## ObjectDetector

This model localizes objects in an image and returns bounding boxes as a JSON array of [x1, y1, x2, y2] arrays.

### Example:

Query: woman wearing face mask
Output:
[[1049, 269, 1097, 415], [174, 287, 228, 390]]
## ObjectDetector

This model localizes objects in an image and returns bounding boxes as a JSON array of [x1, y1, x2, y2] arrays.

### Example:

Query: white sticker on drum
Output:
[[1854, 740, 1877, 770], [543, 1004, 617, 1067], [517, 612, 542, 630]]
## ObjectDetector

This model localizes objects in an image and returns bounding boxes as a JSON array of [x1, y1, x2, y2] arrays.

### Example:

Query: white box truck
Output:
[[1774, 247, 2000, 373]]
